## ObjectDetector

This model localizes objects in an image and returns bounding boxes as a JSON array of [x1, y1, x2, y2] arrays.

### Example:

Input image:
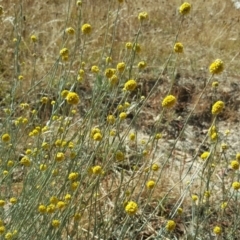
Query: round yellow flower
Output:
[[30, 35, 37, 42], [10, 198, 17, 204], [105, 68, 116, 78], [0, 200, 5, 207], [213, 226, 222, 235], [119, 112, 127, 120], [0, 225, 5, 234], [231, 160, 239, 170], [66, 27, 75, 35], [93, 133, 102, 141], [174, 42, 183, 53], [81, 23, 92, 34], [138, 11, 149, 21], [125, 201, 138, 215], [55, 152, 65, 162], [129, 132, 136, 141], [124, 79, 137, 91], [151, 163, 159, 171], [200, 151, 210, 160], [125, 42, 133, 49], [192, 194, 198, 202], [20, 156, 31, 167], [68, 172, 79, 181], [232, 181, 240, 190], [107, 115, 116, 124], [146, 180, 155, 189], [91, 65, 100, 73], [166, 220, 176, 231], [236, 153, 240, 162], [60, 47, 68, 57], [138, 61, 147, 69], [2, 134, 10, 142], [209, 59, 224, 75], [162, 95, 176, 108], [52, 219, 60, 228], [212, 81, 219, 88], [117, 62, 126, 72], [66, 92, 80, 105], [115, 150, 125, 161], [109, 75, 118, 86], [38, 204, 47, 213], [91, 165, 103, 175], [211, 101, 224, 115], [179, 2, 191, 15]]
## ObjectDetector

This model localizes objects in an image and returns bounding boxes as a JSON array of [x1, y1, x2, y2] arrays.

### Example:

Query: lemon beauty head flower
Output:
[[125, 201, 138, 215], [66, 92, 80, 105], [162, 95, 176, 108], [211, 101, 224, 115], [209, 59, 224, 75], [138, 11, 149, 21], [81, 23, 92, 34], [166, 220, 176, 231], [124, 79, 137, 91], [179, 2, 191, 15], [174, 42, 184, 53]]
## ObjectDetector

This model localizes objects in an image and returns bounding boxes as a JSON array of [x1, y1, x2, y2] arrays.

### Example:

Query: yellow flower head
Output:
[[109, 75, 118, 86], [124, 79, 137, 91], [129, 132, 136, 141], [209, 59, 224, 75], [125, 42, 133, 50], [91, 165, 103, 175], [66, 27, 75, 35], [192, 194, 198, 202], [105, 68, 116, 78], [81, 23, 92, 34], [200, 151, 210, 160], [115, 150, 125, 161], [174, 42, 184, 53], [211, 101, 224, 115], [117, 62, 126, 72], [138, 61, 147, 69], [213, 226, 222, 235], [30, 35, 37, 42], [162, 95, 176, 108], [0, 200, 5, 207], [52, 219, 60, 228], [166, 220, 176, 231], [66, 92, 80, 105], [93, 132, 103, 141], [151, 163, 159, 171], [119, 112, 127, 120], [138, 11, 149, 21], [231, 160, 239, 170], [146, 180, 155, 189], [232, 181, 240, 190], [20, 156, 31, 167], [68, 172, 79, 181], [212, 81, 219, 88], [133, 43, 141, 53], [106, 56, 112, 64], [91, 65, 100, 73], [125, 201, 138, 215], [107, 115, 116, 124], [179, 2, 191, 15], [55, 152, 65, 162], [60, 48, 69, 57], [2, 134, 10, 142]]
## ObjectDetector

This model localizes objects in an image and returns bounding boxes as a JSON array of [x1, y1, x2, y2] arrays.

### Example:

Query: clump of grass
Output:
[[0, 1, 240, 239]]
